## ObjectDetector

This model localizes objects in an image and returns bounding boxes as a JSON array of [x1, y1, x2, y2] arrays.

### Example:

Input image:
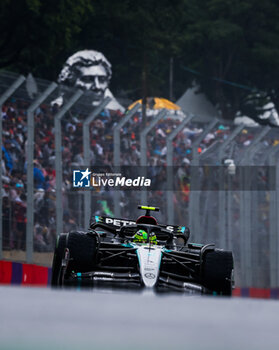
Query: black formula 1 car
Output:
[[51, 206, 234, 295]]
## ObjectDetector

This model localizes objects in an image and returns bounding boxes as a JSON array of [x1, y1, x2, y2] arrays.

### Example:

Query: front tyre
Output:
[[51, 234, 67, 287], [51, 232, 97, 287]]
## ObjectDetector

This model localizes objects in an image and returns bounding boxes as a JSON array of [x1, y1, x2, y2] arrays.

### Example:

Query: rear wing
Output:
[[91, 215, 189, 235]]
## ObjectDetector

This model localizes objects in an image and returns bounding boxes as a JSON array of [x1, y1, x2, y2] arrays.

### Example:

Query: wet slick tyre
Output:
[[66, 231, 97, 273], [51, 234, 67, 287], [202, 250, 234, 296], [51, 232, 97, 286]]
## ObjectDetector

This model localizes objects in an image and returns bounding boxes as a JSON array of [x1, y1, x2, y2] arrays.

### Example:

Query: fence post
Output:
[[83, 97, 111, 229], [189, 118, 218, 242], [239, 126, 270, 287], [26, 82, 57, 263], [217, 124, 244, 250], [140, 109, 166, 204], [268, 145, 279, 288], [276, 156, 279, 287], [239, 127, 271, 166], [113, 103, 140, 218], [0, 75, 25, 259], [55, 90, 83, 237], [166, 114, 195, 224], [218, 124, 245, 161]]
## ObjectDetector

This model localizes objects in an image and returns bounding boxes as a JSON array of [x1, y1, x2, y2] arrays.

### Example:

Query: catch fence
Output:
[[1, 71, 279, 288]]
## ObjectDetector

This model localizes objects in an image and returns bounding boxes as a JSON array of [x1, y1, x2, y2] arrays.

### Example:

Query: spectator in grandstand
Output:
[[72, 145, 84, 166], [2, 141, 13, 173], [33, 161, 46, 189], [2, 196, 11, 249], [34, 221, 53, 252], [13, 193, 26, 250], [4, 81, 255, 240], [1, 157, 11, 185], [35, 190, 56, 228], [63, 212, 77, 232]]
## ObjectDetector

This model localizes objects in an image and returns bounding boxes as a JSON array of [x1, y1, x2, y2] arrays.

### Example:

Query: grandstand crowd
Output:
[[1, 94, 275, 252]]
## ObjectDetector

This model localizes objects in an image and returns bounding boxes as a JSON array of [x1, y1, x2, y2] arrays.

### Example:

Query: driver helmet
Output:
[[133, 229, 157, 245]]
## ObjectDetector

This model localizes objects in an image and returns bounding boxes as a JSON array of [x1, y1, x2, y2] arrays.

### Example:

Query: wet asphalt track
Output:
[[1, 286, 279, 350]]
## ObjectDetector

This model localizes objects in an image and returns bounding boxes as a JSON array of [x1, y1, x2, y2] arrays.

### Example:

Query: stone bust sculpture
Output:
[[54, 50, 124, 111]]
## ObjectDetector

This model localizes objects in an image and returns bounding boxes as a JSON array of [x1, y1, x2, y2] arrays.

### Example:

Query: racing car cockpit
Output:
[[90, 205, 190, 248], [124, 205, 170, 245]]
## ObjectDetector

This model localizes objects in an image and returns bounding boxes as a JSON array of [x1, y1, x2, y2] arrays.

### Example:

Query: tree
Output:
[[0, 0, 93, 79], [177, 0, 279, 120], [2, 0, 279, 123], [77, 0, 189, 100]]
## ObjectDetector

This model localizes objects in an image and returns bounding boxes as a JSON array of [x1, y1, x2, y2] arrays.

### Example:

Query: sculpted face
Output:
[[56, 50, 124, 111], [58, 50, 112, 106], [75, 65, 109, 101]]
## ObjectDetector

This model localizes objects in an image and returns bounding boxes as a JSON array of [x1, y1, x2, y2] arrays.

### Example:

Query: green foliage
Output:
[[2, 0, 279, 119], [177, 0, 279, 118], [0, 0, 93, 78]]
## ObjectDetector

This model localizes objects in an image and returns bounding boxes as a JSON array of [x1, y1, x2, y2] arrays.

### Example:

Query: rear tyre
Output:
[[202, 250, 234, 296]]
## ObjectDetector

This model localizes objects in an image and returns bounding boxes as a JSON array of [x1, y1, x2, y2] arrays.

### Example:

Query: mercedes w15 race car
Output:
[[51, 206, 234, 295]]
